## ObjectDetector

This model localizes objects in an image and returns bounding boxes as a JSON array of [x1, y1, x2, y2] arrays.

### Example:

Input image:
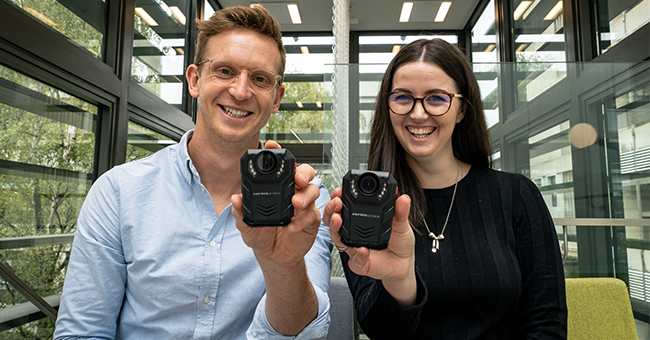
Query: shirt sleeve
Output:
[[514, 175, 568, 339], [246, 177, 334, 340], [341, 253, 428, 340], [53, 172, 126, 340]]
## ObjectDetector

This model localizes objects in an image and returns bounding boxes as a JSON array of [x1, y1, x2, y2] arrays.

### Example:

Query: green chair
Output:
[[566, 277, 638, 340]]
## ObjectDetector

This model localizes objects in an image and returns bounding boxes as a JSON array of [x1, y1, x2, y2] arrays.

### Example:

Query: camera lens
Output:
[[358, 173, 379, 195], [255, 151, 277, 174]]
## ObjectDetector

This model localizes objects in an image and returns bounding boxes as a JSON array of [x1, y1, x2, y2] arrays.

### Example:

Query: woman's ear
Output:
[[456, 103, 466, 124]]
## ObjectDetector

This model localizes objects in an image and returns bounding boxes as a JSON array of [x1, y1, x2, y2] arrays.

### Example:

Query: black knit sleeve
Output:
[[513, 174, 568, 339], [340, 251, 428, 339]]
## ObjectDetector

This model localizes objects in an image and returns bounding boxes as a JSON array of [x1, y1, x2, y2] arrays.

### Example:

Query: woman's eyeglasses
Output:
[[388, 91, 463, 117], [196, 59, 282, 94]]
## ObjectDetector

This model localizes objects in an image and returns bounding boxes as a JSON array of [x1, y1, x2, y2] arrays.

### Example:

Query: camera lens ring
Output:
[[255, 151, 277, 174], [358, 173, 380, 196]]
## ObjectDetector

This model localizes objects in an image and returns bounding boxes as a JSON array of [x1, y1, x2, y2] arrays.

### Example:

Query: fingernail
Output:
[[299, 173, 308, 183]]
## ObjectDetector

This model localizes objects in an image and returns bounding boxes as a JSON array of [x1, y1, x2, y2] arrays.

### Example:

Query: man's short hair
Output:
[[195, 5, 286, 77]]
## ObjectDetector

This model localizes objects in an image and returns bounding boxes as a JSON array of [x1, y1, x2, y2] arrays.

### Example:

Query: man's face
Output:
[[187, 29, 285, 146]]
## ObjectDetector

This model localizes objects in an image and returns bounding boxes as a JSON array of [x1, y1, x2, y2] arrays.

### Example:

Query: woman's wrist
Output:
[[381, 267, 418, 307]]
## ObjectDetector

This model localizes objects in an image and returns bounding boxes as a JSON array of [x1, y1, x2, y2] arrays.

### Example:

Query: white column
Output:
[[331, 0, 350, 188]]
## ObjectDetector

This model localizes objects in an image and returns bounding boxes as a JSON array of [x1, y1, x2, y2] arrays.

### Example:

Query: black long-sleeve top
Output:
[[341, 167, 567, 339]]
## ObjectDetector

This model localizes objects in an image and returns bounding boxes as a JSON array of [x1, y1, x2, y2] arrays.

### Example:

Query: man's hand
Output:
[[231, 141, 321, 335], [231, 141, 322, 267]]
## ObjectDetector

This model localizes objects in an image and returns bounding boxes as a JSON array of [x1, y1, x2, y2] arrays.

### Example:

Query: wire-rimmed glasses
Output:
[[196, 59, 282, 94], [388, 91, 463, 117]]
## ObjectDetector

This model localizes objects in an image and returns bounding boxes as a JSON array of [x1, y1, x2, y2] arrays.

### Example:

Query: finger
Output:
[[331, 187, 343, 200], [231, 194, 243, 217], [347, 247, 371, 276], [287, 205, 321, 234], [322, 196, 342, 226], [264, 140, 281, 149], [392, 194, 412, 234], [295, 164, 316, 189], [292, 183, 320, 211], [328, 212, 344, 245]]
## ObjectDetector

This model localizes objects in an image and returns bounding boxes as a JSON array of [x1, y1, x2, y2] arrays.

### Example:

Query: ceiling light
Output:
[[399, 2, 413, 22], [484, 44, 495, 52], [435, 2, 452, 22], [296, 101, 303, 108], [169, 6, 186, 25], [513, 1, 532, 20], [523, 0, 540, 19], [392, 45, 401, 53], [287, 4, 302, 24], [175, 47, 184, 55], [135, 7, 158, 26], [543, 1, 563, 20], [300, 46, 309, 54], [316, 101, 322, 108], [516, 44, 528, 52]]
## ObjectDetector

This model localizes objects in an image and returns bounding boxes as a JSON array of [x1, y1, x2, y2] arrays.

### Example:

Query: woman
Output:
[[323, 39, 567, 339]]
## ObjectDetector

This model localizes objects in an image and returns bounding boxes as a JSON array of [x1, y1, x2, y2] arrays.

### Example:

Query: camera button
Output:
[[209, 241, 216, 247]]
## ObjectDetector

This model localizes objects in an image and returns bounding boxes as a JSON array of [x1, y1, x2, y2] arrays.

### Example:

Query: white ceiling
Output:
[[216, 0, 481, 32]]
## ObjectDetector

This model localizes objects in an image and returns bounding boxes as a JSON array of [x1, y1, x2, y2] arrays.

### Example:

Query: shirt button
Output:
[[203, 296, 210, 304], [201, 187, 206, 193], [209, 241, 216, 247], [187, 173, 190, 178]]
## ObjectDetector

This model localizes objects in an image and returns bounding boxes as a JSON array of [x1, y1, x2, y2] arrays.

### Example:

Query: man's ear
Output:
[[272, 84, 285, 114], [186, 64, 200, 98]]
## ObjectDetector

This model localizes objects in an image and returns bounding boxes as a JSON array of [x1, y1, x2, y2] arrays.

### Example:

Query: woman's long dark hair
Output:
[[367, 38, 492, 229]]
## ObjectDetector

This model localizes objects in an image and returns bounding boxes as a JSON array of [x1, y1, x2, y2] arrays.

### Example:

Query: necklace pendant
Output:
[[428, 232, 435, 239], [431, 238, 440, 253]]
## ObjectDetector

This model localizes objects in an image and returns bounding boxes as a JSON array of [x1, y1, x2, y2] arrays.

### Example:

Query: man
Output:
[[54, 5, 332, 339]]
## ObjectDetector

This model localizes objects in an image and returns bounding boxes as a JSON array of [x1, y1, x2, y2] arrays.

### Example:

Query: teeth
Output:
[[407, 127, 434, 137], [222, 106, 250, 118]]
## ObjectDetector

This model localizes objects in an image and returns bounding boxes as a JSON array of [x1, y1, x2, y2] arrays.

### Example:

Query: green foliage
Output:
[[8, 0, 103, 57], [0, 64, 93, 337], [263, 81, 333, 136]]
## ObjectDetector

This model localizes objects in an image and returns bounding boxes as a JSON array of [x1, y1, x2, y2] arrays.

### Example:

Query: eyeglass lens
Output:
[[388, 92, 453, 116], [208, 60, 278, 93]]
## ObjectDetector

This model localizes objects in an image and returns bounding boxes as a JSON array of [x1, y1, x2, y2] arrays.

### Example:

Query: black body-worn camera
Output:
[[241, 149, 296, 227], [340, 170, 398, 250]]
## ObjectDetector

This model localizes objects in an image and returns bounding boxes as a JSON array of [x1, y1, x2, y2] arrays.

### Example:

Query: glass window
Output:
[[131, 0, 188, 108], [472, 0, 497, 63], [0, 63, 96, 336], [596, 0, 650, 53], [512, 0, 567, 107], [6, 0, 106, 58], [126, 120, 176, 162]]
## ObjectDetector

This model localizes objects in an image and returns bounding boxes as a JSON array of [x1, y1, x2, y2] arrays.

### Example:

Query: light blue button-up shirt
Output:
[[54, 130, 333, 340]]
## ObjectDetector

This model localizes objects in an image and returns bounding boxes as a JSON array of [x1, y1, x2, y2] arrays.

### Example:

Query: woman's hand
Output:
[[323, 189, 417, 306]]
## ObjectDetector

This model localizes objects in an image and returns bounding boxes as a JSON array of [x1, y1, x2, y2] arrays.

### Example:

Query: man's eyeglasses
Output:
[[388, 91, 463, 117], [196, 59, 282, 94]]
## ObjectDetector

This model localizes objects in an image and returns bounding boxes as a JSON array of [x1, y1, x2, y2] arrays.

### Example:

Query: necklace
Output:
[[423, 160, 461, 253]]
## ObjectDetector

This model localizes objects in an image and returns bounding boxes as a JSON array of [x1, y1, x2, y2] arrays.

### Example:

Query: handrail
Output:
[[553, 218, 650, 263], [0, 233, 74, 250], [0, 261, 57, 322]]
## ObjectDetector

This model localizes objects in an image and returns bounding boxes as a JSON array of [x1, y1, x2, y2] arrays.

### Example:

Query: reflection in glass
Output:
[[597, 0, 650, 53], [126, 121, 176, 162], [7, 0, 105, 58], [471, 0, 497, 63], [0, 64, 96, 337], [131, 0, 187, 108]]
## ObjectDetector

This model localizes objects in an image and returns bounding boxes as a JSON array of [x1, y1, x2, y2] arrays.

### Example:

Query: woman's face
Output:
[[389, 61, 464, 164]]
